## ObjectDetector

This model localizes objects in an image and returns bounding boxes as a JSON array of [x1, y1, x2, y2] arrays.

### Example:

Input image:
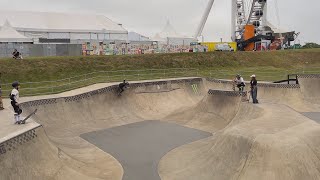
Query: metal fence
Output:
[[1, 68, 199, 96], [1, 67, 319, 97], [0, 44, 82, 58]]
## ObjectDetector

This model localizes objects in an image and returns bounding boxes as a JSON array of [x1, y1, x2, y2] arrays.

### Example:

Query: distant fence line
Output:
[[0, 68, 319, 97], [0, 43, 207, 58]]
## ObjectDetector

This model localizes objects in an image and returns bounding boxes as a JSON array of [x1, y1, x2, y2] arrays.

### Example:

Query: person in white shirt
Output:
[[233, 74, 246, 92], [10, 81, 22, 124]]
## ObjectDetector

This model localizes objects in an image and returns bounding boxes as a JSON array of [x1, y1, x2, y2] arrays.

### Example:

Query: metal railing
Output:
[[205, 68, 320, 82], [1, 68, 200, 96], [1, 67, 319, 97]]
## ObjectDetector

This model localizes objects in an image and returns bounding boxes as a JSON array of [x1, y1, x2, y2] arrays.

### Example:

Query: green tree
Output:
[[302, 42, 320, 49]]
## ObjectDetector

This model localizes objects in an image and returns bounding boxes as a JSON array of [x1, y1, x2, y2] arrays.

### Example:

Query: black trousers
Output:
[[11, 101, 22, 115]]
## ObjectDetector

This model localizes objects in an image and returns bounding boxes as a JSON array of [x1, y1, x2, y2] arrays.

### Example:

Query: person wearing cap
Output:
[[10, 81, 23, 124], [250, 75, 259, 104], [233, 74, 246, 92]]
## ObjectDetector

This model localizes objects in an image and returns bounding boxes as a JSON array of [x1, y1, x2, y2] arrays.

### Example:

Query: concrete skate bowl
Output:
[[0, 76, 319, 180]]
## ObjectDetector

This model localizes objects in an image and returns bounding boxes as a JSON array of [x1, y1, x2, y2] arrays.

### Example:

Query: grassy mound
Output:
[[0, 49, 319, 95]]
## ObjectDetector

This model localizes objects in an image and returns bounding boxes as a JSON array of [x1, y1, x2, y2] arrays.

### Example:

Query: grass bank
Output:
[[0, 49, 319, 96]]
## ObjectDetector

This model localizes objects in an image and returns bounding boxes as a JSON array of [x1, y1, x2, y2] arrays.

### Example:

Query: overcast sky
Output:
[[0, 0, 318, 44]]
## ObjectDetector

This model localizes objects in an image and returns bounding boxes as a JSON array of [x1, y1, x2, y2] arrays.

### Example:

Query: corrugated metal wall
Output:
[[0, 44, 82, 58]]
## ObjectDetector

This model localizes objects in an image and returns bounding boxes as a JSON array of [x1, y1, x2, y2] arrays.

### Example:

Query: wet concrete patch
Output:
[[302, 112, 320, 123], [81, 120, 212, 180]]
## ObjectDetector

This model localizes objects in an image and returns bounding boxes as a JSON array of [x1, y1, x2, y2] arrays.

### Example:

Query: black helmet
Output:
[[12, 81, 20, 88]]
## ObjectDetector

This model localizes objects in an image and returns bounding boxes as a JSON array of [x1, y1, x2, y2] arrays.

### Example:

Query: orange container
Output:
[[244, 25, 255, 51]]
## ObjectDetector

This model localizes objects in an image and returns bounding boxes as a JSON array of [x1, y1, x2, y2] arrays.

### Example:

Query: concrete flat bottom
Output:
[[81, 120, 212, 180], [302, 112, 320, 123]]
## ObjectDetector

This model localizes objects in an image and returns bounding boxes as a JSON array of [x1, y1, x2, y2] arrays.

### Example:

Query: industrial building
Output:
[[0, 10, 128, 44]]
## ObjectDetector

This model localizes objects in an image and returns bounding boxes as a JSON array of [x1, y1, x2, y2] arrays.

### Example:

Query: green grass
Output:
[[0, 49, 319, 96]]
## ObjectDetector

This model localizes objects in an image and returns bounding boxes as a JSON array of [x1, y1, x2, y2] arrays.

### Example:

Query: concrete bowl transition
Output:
[[1, 75, 320, 180]]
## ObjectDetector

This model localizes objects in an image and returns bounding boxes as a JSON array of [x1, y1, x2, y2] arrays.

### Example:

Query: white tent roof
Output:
[[128, 32, 151, 41], [153, 20, 192, 42], [158, 20, 182, 38], [0, 20, 32, 42], [0, 11, 127, 34]]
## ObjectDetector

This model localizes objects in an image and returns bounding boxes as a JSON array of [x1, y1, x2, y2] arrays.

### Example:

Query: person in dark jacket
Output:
[[250, 75, 259, 104], [118, 80, 129, 96], [12, 49, 21, 59]]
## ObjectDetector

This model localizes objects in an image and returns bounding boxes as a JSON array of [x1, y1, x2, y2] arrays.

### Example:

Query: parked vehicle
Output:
[[215, 43, 234, 51]]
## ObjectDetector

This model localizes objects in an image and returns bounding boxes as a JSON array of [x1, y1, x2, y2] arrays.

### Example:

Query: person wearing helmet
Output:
[[233, 74, 246, 92], [10, 81, 22, 124], [118, 80, 129, 96], [250, 75, 259, 104]]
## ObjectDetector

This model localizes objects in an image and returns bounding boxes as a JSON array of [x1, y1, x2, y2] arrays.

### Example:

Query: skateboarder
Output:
[[10, 81, 22, 124], [12, 49, 23, 59], [118, 80, 129, 96], [233, 74, 246, 92], [250, 75, 259, 104]]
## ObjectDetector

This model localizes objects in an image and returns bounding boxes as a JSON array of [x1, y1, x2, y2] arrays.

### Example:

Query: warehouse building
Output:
[[0, 10, 128, 44]]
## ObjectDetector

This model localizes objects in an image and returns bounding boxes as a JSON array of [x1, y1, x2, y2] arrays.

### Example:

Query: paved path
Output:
[[81, 120, 212, 180]]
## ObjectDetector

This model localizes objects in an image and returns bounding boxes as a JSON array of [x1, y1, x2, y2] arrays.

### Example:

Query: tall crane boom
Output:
[[194, 0, 215, 38]]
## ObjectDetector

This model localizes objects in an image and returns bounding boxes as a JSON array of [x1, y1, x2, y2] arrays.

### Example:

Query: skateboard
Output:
[[21, 109, 38, 124]]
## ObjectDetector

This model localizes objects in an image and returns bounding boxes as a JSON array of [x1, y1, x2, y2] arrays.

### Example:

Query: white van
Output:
[[215, 43, 234, 51]]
